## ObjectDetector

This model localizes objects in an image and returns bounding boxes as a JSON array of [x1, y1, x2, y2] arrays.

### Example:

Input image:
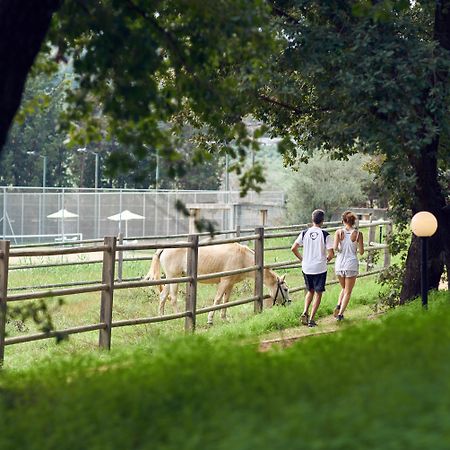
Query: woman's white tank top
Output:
[[335, 228, 359, 272]]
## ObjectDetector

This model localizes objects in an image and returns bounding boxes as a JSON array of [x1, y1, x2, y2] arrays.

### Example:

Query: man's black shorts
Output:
[[302, 271, 327, 292]]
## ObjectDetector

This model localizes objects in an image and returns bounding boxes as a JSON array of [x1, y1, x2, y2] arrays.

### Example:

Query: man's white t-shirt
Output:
[[295, 226, 333, 274]]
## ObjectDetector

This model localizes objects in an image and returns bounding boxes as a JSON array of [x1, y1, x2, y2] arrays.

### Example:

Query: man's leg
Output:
[[300, 289, 314, 325], [309, 291, 323, 322], [303, 289, 314, 315]]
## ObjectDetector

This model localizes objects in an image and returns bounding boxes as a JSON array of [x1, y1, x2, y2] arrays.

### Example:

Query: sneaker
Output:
[[333, 305, 340, 318], [308, 320, 317, 328], [336, 314, 344, 322], [300, 313, 309, 326]]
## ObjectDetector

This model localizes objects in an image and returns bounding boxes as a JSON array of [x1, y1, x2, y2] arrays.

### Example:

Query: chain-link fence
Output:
[[0, 187, 286, 244]]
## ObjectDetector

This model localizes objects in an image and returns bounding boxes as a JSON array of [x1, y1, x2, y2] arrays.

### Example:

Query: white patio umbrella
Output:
[[107, 209, 145, 238], [47, 208, 79, 241]]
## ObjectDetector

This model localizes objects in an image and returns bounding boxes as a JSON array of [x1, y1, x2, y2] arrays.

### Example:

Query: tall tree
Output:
[[246, 0, 450, 300]]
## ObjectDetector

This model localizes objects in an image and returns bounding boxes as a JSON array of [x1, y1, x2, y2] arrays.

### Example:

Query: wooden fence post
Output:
[[0, 241, 10, 366], [117, 232, 124, 282], [235, 225, 241, 237], [99, 236, 117, 350], [384, 221, 392, 268], [254, 226, 264, 314], [185, 235, 199, 332], [366, 216, 376, 271]]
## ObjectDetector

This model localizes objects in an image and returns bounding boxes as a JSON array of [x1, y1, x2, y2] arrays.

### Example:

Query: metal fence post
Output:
[[366, 216, 376, 271], [0, 241, 9, 365], [99, 236, 117, 350], [117, 232, 124, 282], [384, 221, 392, 268], [254, 226, 264, 314], [185, 235, 199, 332]]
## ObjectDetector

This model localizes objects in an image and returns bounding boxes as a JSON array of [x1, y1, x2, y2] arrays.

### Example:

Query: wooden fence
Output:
[[0, 220, 393, 364]]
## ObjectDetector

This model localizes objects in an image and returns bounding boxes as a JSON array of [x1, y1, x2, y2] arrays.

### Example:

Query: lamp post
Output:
[[77, 147, 99, 190], [410, 211, 438, 308], [143, 145, 160, 190], [155, 153, 160, 190], [77, 148, 100, 238]]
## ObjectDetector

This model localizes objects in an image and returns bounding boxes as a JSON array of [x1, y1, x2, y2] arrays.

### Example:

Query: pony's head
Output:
[[270, 274, 290, 306]]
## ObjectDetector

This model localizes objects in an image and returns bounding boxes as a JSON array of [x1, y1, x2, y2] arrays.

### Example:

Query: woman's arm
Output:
[[334, 230, 342, 252], [358, 232, 364, 255]]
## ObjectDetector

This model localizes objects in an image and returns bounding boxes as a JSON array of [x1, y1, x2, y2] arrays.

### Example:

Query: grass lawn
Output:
[[0, 290, 448, 449]]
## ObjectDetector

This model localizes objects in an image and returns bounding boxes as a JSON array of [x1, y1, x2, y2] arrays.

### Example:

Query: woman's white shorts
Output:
[[336, 270, 358, 278]]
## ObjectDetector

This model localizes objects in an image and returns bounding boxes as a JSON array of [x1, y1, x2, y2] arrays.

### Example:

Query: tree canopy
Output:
[[286, 156, 376, 223], [245, 0, 450, 300], [46, 0, 274, 192]]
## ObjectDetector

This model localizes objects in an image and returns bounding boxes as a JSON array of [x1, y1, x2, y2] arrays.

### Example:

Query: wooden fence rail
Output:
[[0, 220, 392, 365]]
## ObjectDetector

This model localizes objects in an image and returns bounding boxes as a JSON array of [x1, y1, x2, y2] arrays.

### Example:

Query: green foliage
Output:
[[0, 291, 449, 449], [286, 155, 374, 223], [43, 0, 276, 193], [1, 68, 225, 190], [250, 0, 450, 221], [352, 0, 411, 22], [376, 228, 410, 309], [7, 299, 64, 338]]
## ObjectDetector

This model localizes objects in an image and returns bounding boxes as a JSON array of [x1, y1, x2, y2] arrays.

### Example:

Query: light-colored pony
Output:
[[144, 242, 290, 324]]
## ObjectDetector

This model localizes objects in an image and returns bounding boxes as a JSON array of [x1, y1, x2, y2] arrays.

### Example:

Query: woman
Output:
[[333, 211, 364, 321]]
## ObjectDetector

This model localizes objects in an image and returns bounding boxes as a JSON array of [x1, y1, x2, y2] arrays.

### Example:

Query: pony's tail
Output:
[[144, 249, 164, 293]]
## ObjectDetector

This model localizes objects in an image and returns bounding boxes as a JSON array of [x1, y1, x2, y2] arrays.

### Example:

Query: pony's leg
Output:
[[207, 282, 227, 325], [169, 282, 179, 314], [220, 285, 233, 321], [159, 285, 170, 316]]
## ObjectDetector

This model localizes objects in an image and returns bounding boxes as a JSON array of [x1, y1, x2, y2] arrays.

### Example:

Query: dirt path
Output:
[[258, 306, 384, 352]]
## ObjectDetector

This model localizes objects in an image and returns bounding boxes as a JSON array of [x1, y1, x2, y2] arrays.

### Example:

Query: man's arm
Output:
[[291, 242, 303, 261], [327, 248, 334, 262]]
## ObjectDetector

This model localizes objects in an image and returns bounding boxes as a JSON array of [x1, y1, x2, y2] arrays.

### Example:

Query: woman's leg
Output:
[[338, 276, 357, 316], [334, 275, 346, 317]]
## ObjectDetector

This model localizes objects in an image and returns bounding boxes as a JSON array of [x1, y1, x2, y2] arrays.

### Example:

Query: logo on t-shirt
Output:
[[310, 231, 319, 240]]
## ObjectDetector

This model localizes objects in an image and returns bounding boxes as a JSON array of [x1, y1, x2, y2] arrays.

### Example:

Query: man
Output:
[[291, 209, 334, 327]]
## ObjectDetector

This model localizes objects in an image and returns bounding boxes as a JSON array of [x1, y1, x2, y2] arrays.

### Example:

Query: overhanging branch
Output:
[[258, 93, 326, 115], [267, 0, 299, 25], [125, 0, 191, 73]]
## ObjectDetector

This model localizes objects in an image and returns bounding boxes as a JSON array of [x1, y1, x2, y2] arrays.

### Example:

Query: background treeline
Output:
[[0, 70, 224, 191]]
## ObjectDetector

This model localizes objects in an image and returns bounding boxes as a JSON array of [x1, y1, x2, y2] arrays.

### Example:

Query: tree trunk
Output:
[[0, 0, 61, 152], [399, 138, 450, 302]]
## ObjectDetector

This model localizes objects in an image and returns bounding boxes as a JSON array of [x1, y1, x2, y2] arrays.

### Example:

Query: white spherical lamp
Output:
[[410, 211, 438, 237]]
